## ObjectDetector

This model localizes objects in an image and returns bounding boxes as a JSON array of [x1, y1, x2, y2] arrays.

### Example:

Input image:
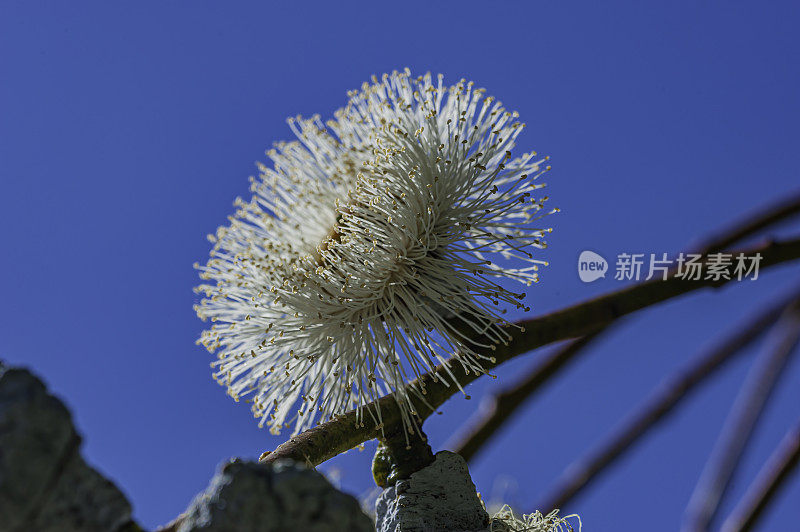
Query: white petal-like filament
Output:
[[194, 70, 554, 436]]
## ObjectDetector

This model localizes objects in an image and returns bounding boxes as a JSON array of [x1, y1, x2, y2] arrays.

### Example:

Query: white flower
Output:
[[195, 69, 555, 436]]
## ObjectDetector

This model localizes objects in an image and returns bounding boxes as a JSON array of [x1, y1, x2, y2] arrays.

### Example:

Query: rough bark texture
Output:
[[375, 451, 489, 532], [175, 458, 373, 532], [0, 364, 136, 532]]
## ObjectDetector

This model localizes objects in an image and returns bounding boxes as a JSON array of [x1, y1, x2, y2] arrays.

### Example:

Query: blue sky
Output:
[[2, 2, 800, 530]]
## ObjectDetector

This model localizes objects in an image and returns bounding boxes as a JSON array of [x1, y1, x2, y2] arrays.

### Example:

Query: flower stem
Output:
[[376, 420, 435, 486]]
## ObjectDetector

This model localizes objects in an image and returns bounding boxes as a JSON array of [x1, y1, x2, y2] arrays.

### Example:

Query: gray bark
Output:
[[175, 459, 373, 532], [375, 451, 490, 532], [0, 364, 135, 532]]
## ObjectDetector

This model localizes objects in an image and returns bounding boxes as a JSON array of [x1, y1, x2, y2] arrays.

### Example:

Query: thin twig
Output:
[[720, 417, 800, 532], [682, 302, 800, 532], [535, 288, 800, 513], [694, 189, 800, 254], [449, 190, 800, 463], [450, 333, 602, 462], [260, 237, 800, 468]]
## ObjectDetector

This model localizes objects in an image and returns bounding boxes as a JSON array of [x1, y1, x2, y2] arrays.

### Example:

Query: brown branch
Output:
[[720, 417, 800, 532], [450, 333, 602, 462], [682, 302, 800, 531], [694, 189, 800, 254], [448, 191, 800, 463], [260, 236, 800, 468], [534, 288, 800, 513]]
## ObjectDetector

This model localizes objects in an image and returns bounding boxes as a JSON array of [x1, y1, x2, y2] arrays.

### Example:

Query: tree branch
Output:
[[449, 333, 602, 462], [682, 301, 800, 531], [448, 190, 800, 463], [694, 189, 800, 254], [534, 288, 800, 513], [720, 417, 800, 532], [261, 236, 800, 468]]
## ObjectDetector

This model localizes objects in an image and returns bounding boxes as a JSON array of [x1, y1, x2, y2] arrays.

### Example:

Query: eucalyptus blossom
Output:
[[195, 69, 555, 436]]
